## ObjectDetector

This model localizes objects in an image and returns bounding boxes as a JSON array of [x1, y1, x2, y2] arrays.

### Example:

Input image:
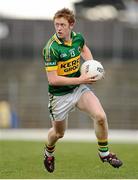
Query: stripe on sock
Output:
[[98, 139, 109, 153], [46, 145, 55, 153], [98, 147, 108, 152], [98, 141, 108, 146]]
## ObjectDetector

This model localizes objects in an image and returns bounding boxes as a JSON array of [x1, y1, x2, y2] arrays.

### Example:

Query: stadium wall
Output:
[[0, 18, 138, 129], [0, 129, 138, 143], [0, 18, 138, 61], [0, 61, 138, 129]]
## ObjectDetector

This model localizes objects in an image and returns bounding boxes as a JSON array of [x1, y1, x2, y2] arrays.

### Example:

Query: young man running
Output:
[[43, 8, 122, 173]]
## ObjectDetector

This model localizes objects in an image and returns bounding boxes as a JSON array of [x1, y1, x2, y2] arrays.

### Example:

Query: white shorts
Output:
[[48, 84, 91, 121]]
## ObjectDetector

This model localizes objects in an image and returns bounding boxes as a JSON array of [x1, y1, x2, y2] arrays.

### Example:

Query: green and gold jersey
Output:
[[43, 31, 85, 96]]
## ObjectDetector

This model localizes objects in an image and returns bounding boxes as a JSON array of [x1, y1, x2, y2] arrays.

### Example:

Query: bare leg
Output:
[[44, 120, 67, 172], [76, 91, 108, 141], [47, 120, 67, 146], [76, 90, 123, 168]]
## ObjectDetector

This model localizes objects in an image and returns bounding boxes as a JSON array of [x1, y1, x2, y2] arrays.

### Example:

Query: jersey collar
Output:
[[53, 32, 76, 46]]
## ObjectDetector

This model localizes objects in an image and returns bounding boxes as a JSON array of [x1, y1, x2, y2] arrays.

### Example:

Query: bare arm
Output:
[[81, 44, 93, 60], [46, 44, 95, 86], [46, 70, 96, 86]]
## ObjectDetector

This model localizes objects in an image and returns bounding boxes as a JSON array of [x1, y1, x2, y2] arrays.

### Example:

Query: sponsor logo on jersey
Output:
[[60, 53, 67, 58], [45, 61, 57, 66], [78, 46, 81, 52], [57, 55, 80, 75]]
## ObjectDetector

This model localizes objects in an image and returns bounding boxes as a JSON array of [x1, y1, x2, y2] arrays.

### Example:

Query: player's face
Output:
[[54, 17, 73, 40]]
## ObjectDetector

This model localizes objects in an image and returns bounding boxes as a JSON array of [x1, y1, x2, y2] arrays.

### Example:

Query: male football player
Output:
[[43, 8, 122, 173]]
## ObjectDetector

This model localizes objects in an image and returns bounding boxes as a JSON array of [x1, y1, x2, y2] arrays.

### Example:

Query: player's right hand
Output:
[[78, 74, 97, 84]]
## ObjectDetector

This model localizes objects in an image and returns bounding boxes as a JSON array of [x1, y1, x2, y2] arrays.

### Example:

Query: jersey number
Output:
[[70, 50, 75, 57]]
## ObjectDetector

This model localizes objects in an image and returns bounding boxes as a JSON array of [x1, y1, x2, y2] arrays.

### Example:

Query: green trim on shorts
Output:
[[49, 94, 55, 121]]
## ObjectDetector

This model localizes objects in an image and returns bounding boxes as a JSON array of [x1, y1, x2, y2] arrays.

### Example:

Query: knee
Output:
[[95, 112, 107, 125], [55, 132, 64, 139]]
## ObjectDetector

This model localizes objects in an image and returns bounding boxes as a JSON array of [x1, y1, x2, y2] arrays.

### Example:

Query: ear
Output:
[[69, 22, 74, 30]]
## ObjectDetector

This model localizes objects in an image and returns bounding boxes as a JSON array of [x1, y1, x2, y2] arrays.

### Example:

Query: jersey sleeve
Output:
[[77, 33, 85, 48], [43, 45, 59, 72]]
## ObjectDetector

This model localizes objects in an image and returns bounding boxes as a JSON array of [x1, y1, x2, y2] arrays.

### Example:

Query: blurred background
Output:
[[0, 0, 138, 131]]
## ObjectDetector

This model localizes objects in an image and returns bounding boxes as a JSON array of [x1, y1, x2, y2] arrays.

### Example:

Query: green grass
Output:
[[0, 140, 138, 179]]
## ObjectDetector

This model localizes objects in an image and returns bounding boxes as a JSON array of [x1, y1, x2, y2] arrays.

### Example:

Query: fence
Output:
[[0, 60, 138, 129], [0, 18, 138, 61], [0, 18, 138, 129]]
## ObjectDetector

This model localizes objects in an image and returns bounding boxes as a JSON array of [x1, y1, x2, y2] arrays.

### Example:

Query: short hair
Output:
[[53, 8, 76, 24]]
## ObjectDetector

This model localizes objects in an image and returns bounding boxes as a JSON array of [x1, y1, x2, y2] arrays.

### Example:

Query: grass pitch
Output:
[[0, 140, 138, 179]]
